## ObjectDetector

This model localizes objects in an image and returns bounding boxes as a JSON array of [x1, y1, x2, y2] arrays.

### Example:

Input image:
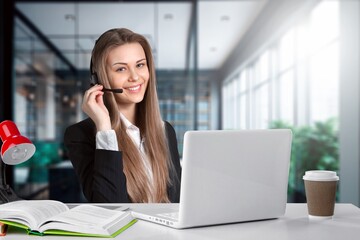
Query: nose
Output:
[[129, 69, 139, 81]]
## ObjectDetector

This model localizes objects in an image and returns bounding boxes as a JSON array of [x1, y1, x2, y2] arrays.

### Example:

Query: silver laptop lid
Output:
[[179, 129, 292, 227]]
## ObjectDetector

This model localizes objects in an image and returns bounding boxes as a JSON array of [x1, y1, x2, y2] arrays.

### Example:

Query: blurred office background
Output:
[[0, 0, 359, 206]]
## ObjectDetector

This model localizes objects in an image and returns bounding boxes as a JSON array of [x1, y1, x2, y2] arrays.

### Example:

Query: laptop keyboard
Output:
[[158, 212, 179, 221]]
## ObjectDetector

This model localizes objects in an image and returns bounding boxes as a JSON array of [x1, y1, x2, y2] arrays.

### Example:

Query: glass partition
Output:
[[13, 16, 78, 200]]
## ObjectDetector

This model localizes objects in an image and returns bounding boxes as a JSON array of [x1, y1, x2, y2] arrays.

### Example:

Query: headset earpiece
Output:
[[89, 57, 99, 85], [90, 72, 99, 85]]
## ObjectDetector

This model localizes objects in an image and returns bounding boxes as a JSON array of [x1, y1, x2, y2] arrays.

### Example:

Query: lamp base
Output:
[[0, 184, 21, 204]]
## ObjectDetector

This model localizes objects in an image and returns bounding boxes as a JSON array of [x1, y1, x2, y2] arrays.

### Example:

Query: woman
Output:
[[64, 28, 181, 203]]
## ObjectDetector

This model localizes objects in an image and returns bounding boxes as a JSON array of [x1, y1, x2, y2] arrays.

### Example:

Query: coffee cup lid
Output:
[[303, 170, 339, 181]]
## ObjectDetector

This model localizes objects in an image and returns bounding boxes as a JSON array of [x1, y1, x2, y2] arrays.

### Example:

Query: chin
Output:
[[131, 95, 145, 104]]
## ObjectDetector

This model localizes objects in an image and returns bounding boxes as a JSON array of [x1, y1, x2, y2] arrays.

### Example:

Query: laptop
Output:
[[131, 129, 292, 229]]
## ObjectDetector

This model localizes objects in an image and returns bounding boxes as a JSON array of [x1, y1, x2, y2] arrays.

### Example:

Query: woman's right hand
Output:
[[82, 84, 112, 131]]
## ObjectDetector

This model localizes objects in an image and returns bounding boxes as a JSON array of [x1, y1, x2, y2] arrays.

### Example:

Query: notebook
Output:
[[131, 129, 292, 229]]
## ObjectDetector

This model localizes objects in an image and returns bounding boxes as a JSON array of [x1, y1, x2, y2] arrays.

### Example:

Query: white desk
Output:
[[2, 203, 360, 240]]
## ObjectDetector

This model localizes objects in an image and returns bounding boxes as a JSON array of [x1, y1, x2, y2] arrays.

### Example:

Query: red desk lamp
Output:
[[0, 120, 36, 203]]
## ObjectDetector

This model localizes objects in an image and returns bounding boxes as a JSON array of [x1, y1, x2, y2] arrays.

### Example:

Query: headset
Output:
[[89, 35, 123, 93]]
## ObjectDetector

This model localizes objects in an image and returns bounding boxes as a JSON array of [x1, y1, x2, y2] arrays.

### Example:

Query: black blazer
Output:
[[64, 118, 181, 203]]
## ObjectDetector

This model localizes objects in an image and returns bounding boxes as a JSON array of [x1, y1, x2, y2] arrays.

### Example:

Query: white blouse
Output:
[[95, 114, 155, 202]]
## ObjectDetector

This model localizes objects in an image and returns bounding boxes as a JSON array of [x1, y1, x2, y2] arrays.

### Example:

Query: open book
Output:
[[0, 200, 136, 237]]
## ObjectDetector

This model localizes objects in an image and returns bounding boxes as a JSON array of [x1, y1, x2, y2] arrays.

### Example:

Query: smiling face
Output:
[[106, 42, 149, 111]]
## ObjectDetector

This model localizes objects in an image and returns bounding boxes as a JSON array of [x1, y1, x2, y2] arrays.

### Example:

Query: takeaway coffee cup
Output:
[[303, 170, 339, 219]]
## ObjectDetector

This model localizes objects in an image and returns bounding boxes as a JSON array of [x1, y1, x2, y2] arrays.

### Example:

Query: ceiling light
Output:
[[65, 14, 75, 21], [220, 15, 230, 21], [63, 95, 69, 103], [210, 47, 217, 52], [28, 93, 35, 101], [164, 13, 174, 20]]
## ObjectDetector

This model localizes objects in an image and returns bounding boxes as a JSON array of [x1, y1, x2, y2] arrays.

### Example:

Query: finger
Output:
[[82, 91, 103, 113], [85, 88, 104, 103], [95, 92, 105, 104], [84, 84, 103, 98]]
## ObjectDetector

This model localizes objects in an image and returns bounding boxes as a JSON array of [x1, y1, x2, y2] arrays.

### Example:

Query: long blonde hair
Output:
[[91, 28, 172, 202]]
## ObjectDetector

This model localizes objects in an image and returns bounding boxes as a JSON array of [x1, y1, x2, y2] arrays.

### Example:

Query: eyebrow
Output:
[[112, 58, 146, 66]]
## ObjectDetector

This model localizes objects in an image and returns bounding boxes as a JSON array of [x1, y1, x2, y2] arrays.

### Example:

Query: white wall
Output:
[[339, 0, 360, 207]]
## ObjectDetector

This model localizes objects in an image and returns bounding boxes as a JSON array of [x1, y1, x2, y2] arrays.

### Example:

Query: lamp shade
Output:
[[0, 120, 36, 165]]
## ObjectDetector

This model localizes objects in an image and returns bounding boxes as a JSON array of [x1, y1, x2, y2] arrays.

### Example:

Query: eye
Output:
[[137, 62, 146, 68], [116, 67, 126, 72]]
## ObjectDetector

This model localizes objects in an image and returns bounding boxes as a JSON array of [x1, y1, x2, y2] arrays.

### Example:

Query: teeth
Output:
[[128, 85, 140, 91]]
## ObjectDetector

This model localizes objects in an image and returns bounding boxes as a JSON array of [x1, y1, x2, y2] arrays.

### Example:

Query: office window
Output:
[[221, 0, 340, 202], [258, 51, 270, 83], [253, 51, 270, 129], [278, 69, 294, 124], [277, 29, 295, 125], [222, 77, 237, 129], [253, 83, 269, 129], [308, 1, 339, 123], [222, 0, 339, 130], [279, 29, 295, 73], [309, 42, 339, 122], [239, 70, 248, 129]]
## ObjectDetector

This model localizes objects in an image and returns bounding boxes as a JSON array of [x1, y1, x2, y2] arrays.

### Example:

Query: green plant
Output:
[[269, 118, 339, 202]]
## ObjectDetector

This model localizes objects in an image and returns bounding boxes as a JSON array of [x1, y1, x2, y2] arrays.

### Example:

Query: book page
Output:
[[39, 205, 131, 235], [0, 200, 69, 230]]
